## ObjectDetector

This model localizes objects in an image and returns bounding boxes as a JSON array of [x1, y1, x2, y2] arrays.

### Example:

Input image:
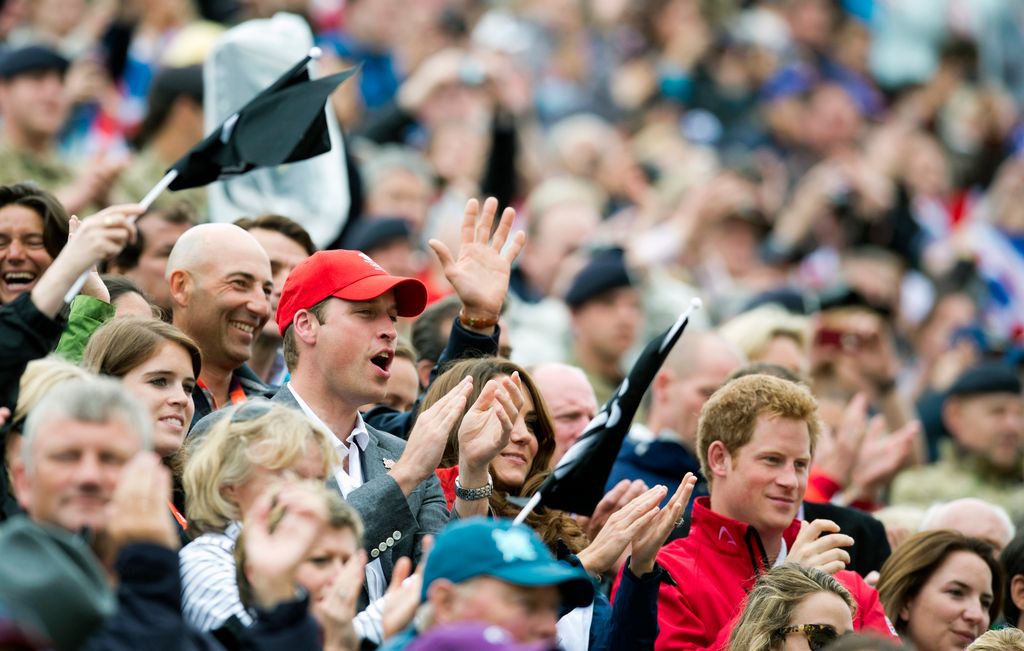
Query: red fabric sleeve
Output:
[[804, 469, 843, 504], [434, 465, 458, 510]]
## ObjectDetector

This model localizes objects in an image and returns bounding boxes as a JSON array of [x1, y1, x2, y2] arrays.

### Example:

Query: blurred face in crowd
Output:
[[491, 376, 539, 493], [570, 287, 642, 368], [900, 551, 993, 651], [757, 335, 810, 378], [171, 230, 273, 373], [708, 414, 811, 538], [0, 69, 68, 144], [781, 591, 854, 651], [365, 239, 419, 280], [14, 415, 142, 533], [365, 168, 432, 234], [522, 203, 598, 297], [296, 525, 359, 614], [120, 341, 196, 457], [0, 203, 51, 304], [944, 392, 1024, 470], [381, 355, 419, 413], [224, 440, 328, 517], [114, 214, 192, 313], [431, 576, 560, 644], [112, 290, 154, 318], [916, 293, 976, 364], [652, 337, 743, 447], [530, 364, 597, 466], [248, 227, 310, 341]]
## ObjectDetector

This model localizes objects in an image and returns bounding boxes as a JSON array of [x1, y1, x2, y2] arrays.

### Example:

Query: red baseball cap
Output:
[[276, 249, 428, 336]]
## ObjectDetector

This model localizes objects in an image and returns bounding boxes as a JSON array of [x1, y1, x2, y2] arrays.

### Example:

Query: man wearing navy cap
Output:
[[892, 361, 1024, 519], [0, 45, 123, 214], [382, 518, 594, 649], [565, 250, 643, 408]]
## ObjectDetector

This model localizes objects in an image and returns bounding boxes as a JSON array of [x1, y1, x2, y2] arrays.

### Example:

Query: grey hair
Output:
[[362, 145, 434, 192], [21, 377, 153, 470], [921, 498, 1016, 543]]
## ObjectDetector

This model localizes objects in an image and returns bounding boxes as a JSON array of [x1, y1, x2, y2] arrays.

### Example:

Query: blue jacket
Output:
[[605, 436, 708, 509]]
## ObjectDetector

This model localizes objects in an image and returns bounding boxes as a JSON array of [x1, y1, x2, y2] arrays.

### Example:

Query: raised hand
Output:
[[454, 373, 525, 517], [391, 376, 473, 496], [787, 519, 854, 575], [812, 392, 869, 487], [243, 482, 329, 610], [846, 417, 919, 503], [381, 536, 433, 640], [316, 549, 367, 651], [105, 452, 179, 556], [575, 478, 649, 541], [576, 485, 667, 577], [629, 473, 697, 576], [428, 197, 526, 330]]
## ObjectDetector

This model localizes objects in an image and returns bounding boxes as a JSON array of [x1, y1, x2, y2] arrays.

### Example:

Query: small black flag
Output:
[[167, 54, 356, 191], [516, 300, 701, 521]]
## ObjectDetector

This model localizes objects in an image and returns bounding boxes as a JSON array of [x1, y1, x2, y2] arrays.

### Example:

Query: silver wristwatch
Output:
[[454, 474, 493, 501]]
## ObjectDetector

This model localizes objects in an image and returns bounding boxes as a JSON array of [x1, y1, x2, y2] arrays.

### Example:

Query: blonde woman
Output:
[[179, 400, 337, 633], [966, 628, 1024, 651], [728, 564, 857, 651], [719, 305, 811, 377]]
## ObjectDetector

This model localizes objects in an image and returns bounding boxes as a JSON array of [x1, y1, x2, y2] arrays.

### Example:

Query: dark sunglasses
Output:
[[774, 624, 843, 650]]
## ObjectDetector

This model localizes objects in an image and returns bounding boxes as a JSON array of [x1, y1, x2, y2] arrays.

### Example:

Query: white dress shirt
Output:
[[287, 383, 387, 601]]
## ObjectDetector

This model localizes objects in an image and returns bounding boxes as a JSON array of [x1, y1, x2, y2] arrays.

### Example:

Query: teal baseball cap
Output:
[[422, 518, 594, 610]]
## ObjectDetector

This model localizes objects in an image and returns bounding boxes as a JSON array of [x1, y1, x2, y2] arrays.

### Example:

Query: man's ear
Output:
[[706, 440, 732, 480], [652, 369, 676, 404], [1011, 575, 1024, 625], [167, 269, 192, 310], [416, 360, 433, 390], [426, 579, 456, 625], [10, 456, 32, 513], [292, 309, 320, 347]]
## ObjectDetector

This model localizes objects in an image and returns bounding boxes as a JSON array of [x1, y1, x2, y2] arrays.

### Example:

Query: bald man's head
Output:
[[922, 498, 1015, 553], [166, 223, 273, 374], [531, 363, 598, 465], [648, 330, 745, 446]]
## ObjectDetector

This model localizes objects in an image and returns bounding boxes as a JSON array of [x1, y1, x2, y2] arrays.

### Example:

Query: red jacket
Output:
[[648, 497, 896, 650]]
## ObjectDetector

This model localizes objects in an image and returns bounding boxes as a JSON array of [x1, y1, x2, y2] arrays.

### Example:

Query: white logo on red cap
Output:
[[357, 251, 385, 272]]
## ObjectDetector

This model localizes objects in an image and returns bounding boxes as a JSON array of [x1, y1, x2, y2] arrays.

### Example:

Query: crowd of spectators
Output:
[[3, 0, 1024, 649]]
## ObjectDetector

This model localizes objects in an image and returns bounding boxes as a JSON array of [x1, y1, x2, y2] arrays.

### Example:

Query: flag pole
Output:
[[63, 169, 180, 304], [513, 492, 542, 526]]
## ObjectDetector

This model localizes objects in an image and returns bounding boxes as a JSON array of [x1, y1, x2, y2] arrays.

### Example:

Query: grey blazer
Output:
[[270, 387, 450, 580]]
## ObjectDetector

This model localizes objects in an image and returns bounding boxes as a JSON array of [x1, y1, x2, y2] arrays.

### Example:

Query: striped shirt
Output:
[[179, 522, 251, 631]]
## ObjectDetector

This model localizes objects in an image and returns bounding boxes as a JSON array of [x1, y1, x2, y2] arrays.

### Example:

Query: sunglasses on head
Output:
[[774, 624, 843, 650]]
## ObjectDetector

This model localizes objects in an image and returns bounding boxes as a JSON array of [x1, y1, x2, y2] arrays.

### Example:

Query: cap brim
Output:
[[332, 275, 427, 317], [489, 562, 595, 611]]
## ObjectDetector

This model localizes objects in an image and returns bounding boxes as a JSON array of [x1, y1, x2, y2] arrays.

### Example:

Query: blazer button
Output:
[[393, 530, 402, 540], [371, 548, 380, 559], [378, 542, 388, 552], [386, 537, 394, 546]]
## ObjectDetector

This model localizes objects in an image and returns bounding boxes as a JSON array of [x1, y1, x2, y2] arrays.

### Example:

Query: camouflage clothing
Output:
[[890, 441, 1024, 520], [112, 148, 207, 219], [0, 143, 73, 189]]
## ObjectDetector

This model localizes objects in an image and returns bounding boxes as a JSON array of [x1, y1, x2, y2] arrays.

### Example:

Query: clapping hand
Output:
[[629, 473, 697, 576]]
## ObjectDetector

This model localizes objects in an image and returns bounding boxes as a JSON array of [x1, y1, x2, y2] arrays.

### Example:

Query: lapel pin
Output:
[[383, 458, 396, 470]]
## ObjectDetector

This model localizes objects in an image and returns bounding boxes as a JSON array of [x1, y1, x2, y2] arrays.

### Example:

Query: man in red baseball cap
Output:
[[265, 197, 527, 609]]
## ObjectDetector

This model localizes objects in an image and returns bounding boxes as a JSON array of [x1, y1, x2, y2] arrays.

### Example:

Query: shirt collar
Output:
[[287, 382, 369, 452]]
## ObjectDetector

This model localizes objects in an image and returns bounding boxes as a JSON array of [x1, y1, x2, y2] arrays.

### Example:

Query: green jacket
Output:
[[890, 441, 1024, 520], [55, 296, 115, 363]]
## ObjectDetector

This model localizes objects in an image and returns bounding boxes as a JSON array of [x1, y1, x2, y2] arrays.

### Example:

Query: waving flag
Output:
[[167, 50, 356, 191], [515, 299, 702, 522]]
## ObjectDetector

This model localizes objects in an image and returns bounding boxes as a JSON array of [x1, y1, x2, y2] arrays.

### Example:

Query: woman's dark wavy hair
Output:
[[420, 356, 589, 553]]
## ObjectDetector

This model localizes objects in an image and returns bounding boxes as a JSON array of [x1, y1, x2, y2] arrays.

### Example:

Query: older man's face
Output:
[[13, 417, 142, 533]]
